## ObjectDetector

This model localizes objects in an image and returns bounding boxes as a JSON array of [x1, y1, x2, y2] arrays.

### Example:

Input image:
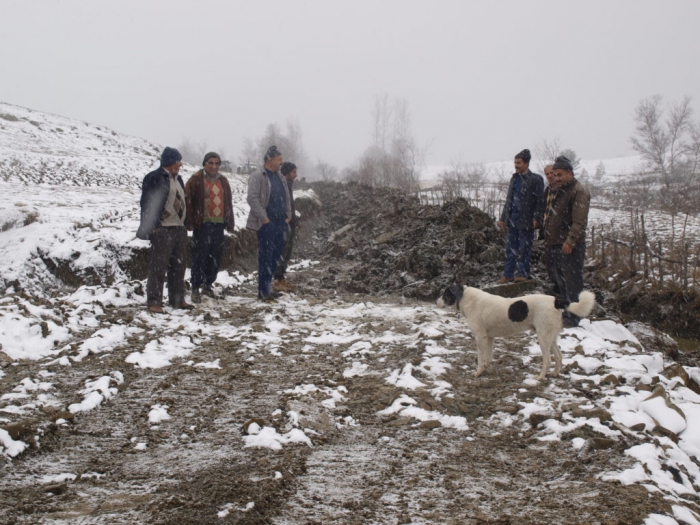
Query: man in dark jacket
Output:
[[543, 156, 591, 327], [137, 147, 194, 313], [273, 161, 298, 293], [498, 149, 544, 283], [185, 152, 235, 303], [245, 146, 292, 301]]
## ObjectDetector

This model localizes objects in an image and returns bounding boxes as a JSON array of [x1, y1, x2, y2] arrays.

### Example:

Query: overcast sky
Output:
[[1, 0, 699, 169]]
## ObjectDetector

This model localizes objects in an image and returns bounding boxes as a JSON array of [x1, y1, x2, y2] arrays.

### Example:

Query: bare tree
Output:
[[595, 161, 606, 182], [631, 95, 693, 189], [559, 148, 581, 172], [178, 137, 208, 165], [348, 95, 425, 193], [438, 162, 467, 202], [315, 159, 339, 181], [241, 119, 309, 172], [372, 93, 392, 151], [685, 121, 700, 181], [534, 138, 562, 173]]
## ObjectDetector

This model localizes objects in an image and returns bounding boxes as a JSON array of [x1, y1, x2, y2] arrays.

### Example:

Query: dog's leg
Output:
[[483, 337, 495, 367], [551, 341, 563, 377], [536, 332, 559, 380], [538, 342, 550, 380], [474, 336, 492, 377]]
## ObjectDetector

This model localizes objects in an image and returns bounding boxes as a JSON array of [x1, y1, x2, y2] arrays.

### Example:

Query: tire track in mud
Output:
[[0, 283, 672, 524]]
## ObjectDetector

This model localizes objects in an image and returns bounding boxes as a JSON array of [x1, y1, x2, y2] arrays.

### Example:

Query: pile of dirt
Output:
[[305, 181, 519, 300]]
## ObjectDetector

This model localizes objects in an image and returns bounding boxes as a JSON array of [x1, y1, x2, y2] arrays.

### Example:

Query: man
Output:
[[543, 156, 591, 327], [538, 164, 557, 241], [246, 146, 292, 301], [185, 152, 235, 303], [136, 147, 193, 313], [273, 161, 298, 293], [498, 149, 544, 283]]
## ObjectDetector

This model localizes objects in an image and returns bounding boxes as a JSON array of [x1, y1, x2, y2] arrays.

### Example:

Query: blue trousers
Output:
[[504, 227, 534, 279], [257, 220, 288, 297], [191, 222, 225, 289]]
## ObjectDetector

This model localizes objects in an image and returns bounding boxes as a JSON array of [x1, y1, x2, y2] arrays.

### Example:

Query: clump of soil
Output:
[[306, 181, 516, 300], [615, 288, 700, 340]]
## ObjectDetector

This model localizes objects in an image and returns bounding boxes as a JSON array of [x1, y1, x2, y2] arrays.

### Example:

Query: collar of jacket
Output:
[[160, 166, 178, 179], [560, 178, 578, 190]]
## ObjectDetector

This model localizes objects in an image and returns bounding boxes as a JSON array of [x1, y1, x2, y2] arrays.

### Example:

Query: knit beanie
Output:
[[160, 147, 182, 167], [553, 156, 574, 172], [515, 149, 531, 164], [264, 145, 282, 162], [202, 152, 221, 166], [281, 162, 297, 176]]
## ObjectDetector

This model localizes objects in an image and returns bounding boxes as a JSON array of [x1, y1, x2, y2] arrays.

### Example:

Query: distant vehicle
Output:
[[220, 160, 232, 173], [236, 162, 258, 175]]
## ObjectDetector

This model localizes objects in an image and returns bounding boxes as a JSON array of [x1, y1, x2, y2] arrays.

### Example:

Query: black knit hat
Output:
[[515, 149, 531, 164], [553, 156, 574, 172], [264, 145, 282, 162], [202, 151, 221, 166], [160, 147, 182, 167], [281, 162, 297, 176]]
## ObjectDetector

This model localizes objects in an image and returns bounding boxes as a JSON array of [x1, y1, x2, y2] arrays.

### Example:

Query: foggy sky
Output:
[[1, 0, 699, 169]]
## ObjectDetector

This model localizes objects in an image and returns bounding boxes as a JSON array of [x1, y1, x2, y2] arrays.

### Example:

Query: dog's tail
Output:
[[566, 291, 596, 319]]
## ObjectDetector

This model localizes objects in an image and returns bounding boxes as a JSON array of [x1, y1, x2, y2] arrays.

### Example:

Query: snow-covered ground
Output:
[[1, 103, 700, 523]]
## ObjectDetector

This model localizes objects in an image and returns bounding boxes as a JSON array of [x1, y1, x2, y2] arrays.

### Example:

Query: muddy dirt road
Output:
[[0, 261, 675, 525]]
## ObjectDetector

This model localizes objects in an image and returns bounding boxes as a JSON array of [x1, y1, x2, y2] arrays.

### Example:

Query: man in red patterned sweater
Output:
[[185, 152, 235, 303]]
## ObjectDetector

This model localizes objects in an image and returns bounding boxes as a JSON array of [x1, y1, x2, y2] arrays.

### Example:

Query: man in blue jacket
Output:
[[497, 149, 544, 283], [136, 147, 194, 313], [245, 146, 292, 301]]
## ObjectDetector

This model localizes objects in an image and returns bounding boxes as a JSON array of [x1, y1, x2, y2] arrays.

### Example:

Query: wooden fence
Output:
[[590, 211, 699, 291]]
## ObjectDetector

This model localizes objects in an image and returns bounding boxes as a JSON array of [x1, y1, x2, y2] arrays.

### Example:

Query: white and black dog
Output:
[[437, 285, 596, 380]]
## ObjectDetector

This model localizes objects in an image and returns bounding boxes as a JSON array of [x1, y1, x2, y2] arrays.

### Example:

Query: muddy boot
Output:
[[191, 288, 201, 304], [202, 285, 216, 299]]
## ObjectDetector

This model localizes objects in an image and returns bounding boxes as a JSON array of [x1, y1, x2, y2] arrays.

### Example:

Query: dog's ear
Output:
[[447, 284, 463, 308]]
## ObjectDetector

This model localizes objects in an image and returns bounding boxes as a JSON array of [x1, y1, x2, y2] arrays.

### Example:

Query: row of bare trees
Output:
[[342, 94, 428, 192]]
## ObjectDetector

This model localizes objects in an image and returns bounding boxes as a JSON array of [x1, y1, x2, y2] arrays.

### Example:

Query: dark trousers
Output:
[[504, 227, 534, 278], [274, 223, 296, 280], [147, 226, 187, 306], [545, 242, 586, 303], [191, 222, 225, 289], [257, 220, 288, 297]]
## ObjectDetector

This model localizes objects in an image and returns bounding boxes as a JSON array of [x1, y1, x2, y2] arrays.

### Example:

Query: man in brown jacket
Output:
[[543, 156, 591, 327], [185, 152, 235, 303]]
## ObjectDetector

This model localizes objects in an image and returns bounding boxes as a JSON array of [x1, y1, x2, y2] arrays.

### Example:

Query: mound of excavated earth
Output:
[[306, 181, 527, 300]]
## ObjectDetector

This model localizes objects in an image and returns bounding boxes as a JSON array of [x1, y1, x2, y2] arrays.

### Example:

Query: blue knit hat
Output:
[[515, 149, 531, 163], [160, 147, 182, 167]]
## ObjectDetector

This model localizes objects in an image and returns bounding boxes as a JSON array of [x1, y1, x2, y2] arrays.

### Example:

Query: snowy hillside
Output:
[[0, 102, 251, 295], [0, 102, 166, 187]]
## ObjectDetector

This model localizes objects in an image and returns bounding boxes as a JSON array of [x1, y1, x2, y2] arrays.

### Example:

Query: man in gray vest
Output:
[[245, 146, 292, 301]]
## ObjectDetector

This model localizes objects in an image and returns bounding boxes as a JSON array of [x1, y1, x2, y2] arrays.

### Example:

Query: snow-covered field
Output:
[[2, 103, 700, 523], [421, 154, 645, 187]]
